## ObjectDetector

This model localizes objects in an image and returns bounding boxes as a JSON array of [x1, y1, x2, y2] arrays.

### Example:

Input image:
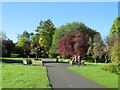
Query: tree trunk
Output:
[[36, 54, 38, 59], [104, 55, 107, 63], [27, 55, 30, 58], [94, 58, 97, 64]]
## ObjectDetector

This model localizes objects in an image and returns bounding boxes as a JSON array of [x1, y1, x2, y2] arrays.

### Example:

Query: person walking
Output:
[[56, 55, 59, 63], [71, 55, 77, 65], [77, 55, 81, 66]]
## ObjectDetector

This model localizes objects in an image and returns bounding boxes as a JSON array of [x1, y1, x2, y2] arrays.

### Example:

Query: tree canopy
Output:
[[17, 31, 33, 57], [110, 40, 120, 66], [35, 19, 56, 57], [50, 22, 97, 57], [58, 31, 89, 58], [110, 17, 120, 35]]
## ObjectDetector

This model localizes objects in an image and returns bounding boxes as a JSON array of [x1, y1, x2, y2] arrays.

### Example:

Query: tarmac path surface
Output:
[[44, 58, 109, 89]]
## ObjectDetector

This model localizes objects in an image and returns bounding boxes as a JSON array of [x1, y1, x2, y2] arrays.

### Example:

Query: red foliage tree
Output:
[[58, 31, 89, 58]]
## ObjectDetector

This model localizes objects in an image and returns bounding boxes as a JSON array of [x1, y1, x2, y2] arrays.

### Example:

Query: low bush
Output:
[[100, 63, 118, 75]]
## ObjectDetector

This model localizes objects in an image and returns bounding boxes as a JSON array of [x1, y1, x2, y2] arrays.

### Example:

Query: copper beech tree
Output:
[[58, 31, 89, 58]]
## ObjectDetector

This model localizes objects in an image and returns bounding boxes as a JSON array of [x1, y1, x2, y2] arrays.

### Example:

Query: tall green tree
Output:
[[110, 39, 120, 74], [87, 33, 103, 63], [30, 34, 43, 58], [30, 42, 41, 58], [108, 17, 120, 66], [110, 17, 120, 35], [17, 31, 33, 57], [105, 17, 120, 62], [35, 19, 56, 57], [111, 40, 120, 66], [17, 31, 34, 41]]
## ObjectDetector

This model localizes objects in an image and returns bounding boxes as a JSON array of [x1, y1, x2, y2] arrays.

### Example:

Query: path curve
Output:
[[44, 58, 109, 89]]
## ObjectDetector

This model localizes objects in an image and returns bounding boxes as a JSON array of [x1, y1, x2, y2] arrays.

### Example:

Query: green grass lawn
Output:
[[85, 61, 107, 66], [68, 66, 118, 88], [2, 63, 51, 88]]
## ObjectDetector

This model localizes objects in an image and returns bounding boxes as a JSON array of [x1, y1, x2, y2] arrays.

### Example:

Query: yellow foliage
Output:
[[111, 40, 120, 65]]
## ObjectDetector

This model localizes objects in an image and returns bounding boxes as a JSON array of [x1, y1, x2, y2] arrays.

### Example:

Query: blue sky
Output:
[[2, 2, 118, 43]]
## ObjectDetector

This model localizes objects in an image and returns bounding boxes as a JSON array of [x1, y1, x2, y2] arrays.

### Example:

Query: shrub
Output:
[[110, 40, 120, 66], [100, 64, 109, 71], [100, 63, 118, 74]]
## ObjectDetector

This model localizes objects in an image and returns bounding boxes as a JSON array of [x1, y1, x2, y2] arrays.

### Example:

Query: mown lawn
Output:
[[2, 63, 51, 88], [68, 66, 118, 88]]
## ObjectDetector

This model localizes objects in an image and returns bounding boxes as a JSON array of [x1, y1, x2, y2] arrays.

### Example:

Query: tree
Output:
[[17, 31, 33, 57], [2, 39, 14, 57], [50, 22, 97, 57], [17, 31, 34, 41], [109, 17, 120, 64], [35, 19, 56, 57], [58, 31, 89, 58], [100, 44, 109, 63], [106, 34, 119, 48], [87, 33, 103, 63], [0, 31, 8, 40], [30, 47, 40, 58], [104, 34, 118, 62], [107, 17, 120, 74], [0, 32, 14, 57], [30, 34, 40, 58], [31, 34, 39, 42], [104, 17, 120, 65], [110, 17, 120, 35], [58, 33, 75, 57], [110, 40, 120, 66]]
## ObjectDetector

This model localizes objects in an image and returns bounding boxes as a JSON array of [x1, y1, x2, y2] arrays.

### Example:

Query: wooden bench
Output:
[[32, 60, 44, 66]]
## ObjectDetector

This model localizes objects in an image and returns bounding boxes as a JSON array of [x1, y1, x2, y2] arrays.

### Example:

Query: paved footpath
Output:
[[44, 58, 109, 89]]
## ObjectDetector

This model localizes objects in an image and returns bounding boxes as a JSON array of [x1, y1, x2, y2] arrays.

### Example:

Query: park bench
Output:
[[23, 60, 27, 65], [32, 60, 44, 66], [23, 59, 44, 66], [23, 59, 32, 65]]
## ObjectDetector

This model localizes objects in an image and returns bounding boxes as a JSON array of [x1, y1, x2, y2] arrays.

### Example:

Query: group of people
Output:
[[55, 55, 82, 65], [71, 55, 81, 65]]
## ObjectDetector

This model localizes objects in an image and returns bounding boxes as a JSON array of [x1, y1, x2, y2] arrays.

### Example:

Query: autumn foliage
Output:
[[58, 31, 89, 58]]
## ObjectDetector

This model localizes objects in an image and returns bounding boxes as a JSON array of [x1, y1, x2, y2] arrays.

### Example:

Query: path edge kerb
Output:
[[46, 66, 53, 89]]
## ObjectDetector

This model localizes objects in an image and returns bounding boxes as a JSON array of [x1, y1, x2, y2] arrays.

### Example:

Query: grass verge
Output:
[[2, 63, 51, 88], [68, 66, 118, 88]]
